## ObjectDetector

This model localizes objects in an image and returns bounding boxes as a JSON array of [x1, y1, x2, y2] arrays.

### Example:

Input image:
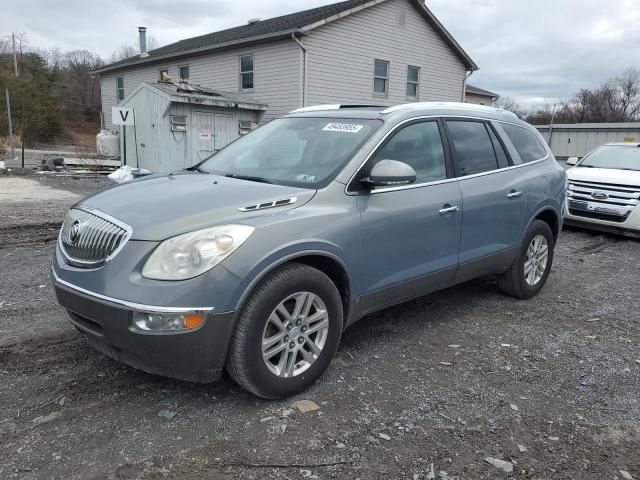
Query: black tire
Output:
[[226, 263, 343, 399], [498, 220, 555, 299]]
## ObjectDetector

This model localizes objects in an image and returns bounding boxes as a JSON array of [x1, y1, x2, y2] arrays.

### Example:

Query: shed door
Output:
[[214, 114, 234, 152], [193, 112, 214, 163]]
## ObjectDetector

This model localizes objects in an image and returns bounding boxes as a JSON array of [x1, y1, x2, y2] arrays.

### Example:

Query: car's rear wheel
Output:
[[226, 263, 343, 399], [498, 219, 555, 299]]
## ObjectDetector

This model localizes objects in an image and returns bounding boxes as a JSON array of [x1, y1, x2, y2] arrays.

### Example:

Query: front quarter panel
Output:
[[221, 182, 362, 311]]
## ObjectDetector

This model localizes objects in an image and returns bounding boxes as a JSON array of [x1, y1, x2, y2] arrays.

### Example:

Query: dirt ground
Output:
[[0, 175, 638, 480]]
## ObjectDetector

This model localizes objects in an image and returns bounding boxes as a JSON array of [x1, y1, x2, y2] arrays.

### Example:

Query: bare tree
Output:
[[524, 68, 640, 124], [494, 96, 528, 119], [612, 68, 640, 121], [60, 49, 104, 121], [38, 47, 63, 71], [108, 35, 159, 63]]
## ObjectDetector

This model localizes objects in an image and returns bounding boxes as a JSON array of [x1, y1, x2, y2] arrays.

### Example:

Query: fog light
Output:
[[132, 312, 205, 331]]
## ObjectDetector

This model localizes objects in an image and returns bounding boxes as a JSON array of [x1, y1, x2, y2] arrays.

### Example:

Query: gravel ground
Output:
[[0, 175, 638, 480]]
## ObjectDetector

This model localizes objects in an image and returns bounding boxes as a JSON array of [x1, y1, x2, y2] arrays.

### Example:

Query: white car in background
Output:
[[565, 143, 640, 237]]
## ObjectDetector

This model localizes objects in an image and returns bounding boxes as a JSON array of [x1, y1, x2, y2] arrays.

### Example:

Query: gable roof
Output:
[[95, 0, 477, 74], [466, 84, 499, 99]]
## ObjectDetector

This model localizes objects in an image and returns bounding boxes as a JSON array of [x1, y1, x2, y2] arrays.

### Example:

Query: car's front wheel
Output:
[[498, 219, 555, 299], [226, 263, 343, 399]]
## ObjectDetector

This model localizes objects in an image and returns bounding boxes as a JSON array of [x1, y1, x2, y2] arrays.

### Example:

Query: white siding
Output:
[[303, 0, 467, 106], [465, 93, 496, 106], [99, 0, 471, 130], [100, 40, 301, 130]]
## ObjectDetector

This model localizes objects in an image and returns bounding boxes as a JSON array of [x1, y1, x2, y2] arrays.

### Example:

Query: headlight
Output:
[[142, 224, 254, 280], [132, 312, 205, 331]]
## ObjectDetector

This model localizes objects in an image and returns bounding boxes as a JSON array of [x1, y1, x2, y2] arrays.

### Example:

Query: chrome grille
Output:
[[59, 208, 131, 267], [567, 180, 639, 221]]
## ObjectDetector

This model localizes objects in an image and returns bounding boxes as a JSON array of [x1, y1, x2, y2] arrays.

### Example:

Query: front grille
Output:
[[59, 208, 131, 267], [567, 180, 640, 206], [567, 180, 639, 222]]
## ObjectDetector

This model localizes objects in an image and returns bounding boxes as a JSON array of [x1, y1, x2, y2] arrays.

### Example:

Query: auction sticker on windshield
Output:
[[322, 123, 364, 133]]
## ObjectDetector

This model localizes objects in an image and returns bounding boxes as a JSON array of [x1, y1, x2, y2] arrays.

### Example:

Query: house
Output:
[[465, 84, 499, 105], [94, 0, 477, 170]]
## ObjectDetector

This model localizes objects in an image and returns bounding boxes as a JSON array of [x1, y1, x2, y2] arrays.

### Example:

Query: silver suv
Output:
[[52, 103, 566, 398]]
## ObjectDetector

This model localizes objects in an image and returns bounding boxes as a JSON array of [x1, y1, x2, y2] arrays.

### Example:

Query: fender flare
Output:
[[233, 248, 354, 312], [525, 203, 562, 240]]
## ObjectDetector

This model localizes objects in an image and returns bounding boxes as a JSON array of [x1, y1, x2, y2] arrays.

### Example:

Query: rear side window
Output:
[[370, 121, 447, 183], [502, 123, 547, 162], [446, 121, 499, 176]]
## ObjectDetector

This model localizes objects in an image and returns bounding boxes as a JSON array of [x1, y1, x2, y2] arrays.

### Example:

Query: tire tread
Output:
[[226, 262, 341, 398], [498, 220, 555, 299]]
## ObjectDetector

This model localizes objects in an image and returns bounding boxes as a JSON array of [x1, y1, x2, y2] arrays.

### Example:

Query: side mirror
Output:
[[566, 156, 579, 166], [362, 159, 417, 187]]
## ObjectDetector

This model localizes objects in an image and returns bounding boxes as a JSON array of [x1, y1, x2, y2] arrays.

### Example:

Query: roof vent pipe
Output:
[[138, 27, 149, 58], [247, 18, 261, 24]]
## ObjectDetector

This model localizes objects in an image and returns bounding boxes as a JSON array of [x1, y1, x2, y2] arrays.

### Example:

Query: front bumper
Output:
[[564, 198, 640, 238], [53, 269, 236, 383]]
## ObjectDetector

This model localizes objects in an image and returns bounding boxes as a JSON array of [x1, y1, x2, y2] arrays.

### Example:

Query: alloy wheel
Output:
[[524, 234, 549, 286], [261, 292, 330, 378]]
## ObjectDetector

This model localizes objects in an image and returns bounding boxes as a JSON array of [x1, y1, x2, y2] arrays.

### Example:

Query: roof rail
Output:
[[290, 104, 341, 113], [380, 102, 520, 120], [290, 104, 385, 113]]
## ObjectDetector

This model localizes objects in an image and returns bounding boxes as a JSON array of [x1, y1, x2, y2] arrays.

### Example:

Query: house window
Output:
[[179, 65, 190, 81], [240, 55, 254, 90], [373, 60, 389, 96], [116, 77, 125, 101], [159, 68, 169, 81], [407, 66, 420, 98]]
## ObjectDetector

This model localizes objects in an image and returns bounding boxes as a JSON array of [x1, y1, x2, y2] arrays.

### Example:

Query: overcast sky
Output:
[[5, 0, 640, 106]]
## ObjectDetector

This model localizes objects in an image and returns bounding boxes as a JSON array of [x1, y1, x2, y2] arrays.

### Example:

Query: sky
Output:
[[4, 0, 640, 106]]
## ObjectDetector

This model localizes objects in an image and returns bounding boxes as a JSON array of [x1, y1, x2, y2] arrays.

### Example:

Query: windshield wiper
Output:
[[225, 174, 272, 184], [185, 165, 209, 173]]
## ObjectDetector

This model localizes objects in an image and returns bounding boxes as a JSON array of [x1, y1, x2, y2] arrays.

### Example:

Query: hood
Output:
[[567, 166, 640, 186], [79, 172, 316, 240]]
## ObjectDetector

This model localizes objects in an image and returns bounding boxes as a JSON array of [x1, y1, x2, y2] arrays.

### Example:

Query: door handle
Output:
[[507, 190, 523, 199], [439, 205, 459, 215]]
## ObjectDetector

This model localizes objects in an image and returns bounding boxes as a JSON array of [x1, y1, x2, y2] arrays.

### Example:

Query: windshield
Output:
[[579, 145, 640, 171], [198, 117, 381, 187]]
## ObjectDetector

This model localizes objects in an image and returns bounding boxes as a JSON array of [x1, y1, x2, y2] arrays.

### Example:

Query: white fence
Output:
[[535, 123, 640, 159]]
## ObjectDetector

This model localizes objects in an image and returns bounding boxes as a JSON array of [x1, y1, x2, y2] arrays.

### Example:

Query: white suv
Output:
[[565, 143, 640, 237]]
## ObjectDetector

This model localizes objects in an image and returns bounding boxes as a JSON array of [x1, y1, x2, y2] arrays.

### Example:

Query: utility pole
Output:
[[5, 86, 15, 159], [548, 103, 558, 147], [12, 33, 19, 77]]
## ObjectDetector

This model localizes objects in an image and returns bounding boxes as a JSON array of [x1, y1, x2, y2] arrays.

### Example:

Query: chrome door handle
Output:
[[439, 205, 459, 215], [507, 190, 523, 198]]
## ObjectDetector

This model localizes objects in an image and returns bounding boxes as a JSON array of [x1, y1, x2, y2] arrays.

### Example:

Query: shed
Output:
[[535, 123, 640, 159], [118, 82, 267, 172], [465, 84, 499, 105]]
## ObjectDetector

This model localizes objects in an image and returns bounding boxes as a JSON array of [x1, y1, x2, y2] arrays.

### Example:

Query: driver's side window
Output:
[[370, 121, 447, 183]]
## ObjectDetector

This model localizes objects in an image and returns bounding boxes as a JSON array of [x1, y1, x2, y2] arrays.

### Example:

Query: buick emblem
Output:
[[69, 220, 82, 243], [591, 191, 609, 200]]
